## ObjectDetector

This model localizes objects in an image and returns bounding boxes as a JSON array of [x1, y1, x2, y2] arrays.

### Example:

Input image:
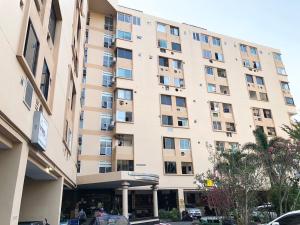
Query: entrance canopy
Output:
[[77, 171, 159, 189]]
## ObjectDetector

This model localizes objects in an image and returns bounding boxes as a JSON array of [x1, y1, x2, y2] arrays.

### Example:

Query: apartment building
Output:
[[66, 0, 298, 220], [0, 0, 86, 224]]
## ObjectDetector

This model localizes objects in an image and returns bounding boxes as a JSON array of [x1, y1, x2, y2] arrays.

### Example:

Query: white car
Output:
[[185, 205, 202, 219], [266, 210, 300, 225]]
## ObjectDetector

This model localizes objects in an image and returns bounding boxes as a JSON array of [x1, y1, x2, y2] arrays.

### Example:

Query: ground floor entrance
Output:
[[0, 115, 73, 225]]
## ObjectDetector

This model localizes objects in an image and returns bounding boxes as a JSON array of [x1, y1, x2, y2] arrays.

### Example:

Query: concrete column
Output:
[[0, 142, 29, 225], [152, 185, 158, 218], [19, 176, 64, 225], [177, 188, 185, 214], [121, 182, 129, 218]]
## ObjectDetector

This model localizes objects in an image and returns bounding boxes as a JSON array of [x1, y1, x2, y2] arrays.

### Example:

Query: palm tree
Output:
[[282, 121, 300, 141], [242, 128, 282, 187]]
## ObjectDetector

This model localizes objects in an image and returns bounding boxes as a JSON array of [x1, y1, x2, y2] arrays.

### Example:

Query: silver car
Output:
[[185, 205, 202, 219], [266, 210, 300, 225]]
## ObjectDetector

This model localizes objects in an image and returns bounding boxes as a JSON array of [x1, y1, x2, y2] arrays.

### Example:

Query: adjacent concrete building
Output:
[[0, 0, 86, 224], [73, 0, 297, 220]]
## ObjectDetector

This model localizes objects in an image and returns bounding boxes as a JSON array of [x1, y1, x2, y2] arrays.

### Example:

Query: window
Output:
[[80, 88, 85, 106], [249, 90, 257, 100], [281, 82, 290, 90], [133, 16, 141, 25], [201, 34, 209, 43], [159, 75, 169, 85], [263, 109, 272, 118], [217, 68, 226, 78], [161, 95, 172, 105], [220, 85, 229, 95], [171, 42, 181, 51], [99, 161, 112, 173], [181, 162, 193, 174], [117, 30, 131, 41], [157, 39, 167, 49], [77, 161, 81, 173], [24, 79, 33, 108], [116, 111, 132, 122], [40, 60, 50, 100], [256, 76, 264, 85], [273, 52, 282, 61], [48, 2, 57, 42], [100, 138, 112, 156], [170, 26, 179, 36], [213, 121, 222, 131], [240, 44, 247, 53], [226, 123, 236, 132], [253, 61, 261, 70], [101, 93, 113, 109], [277, 67, 287, 75], [177, 117, 188, 127], [243, 59, 251, 68], [165, 161, 177, 174], [174, 78, 184, 88], [285, 97, 295, 105], [259, 92, 268, 101], [159, 56, 169, 67], [223, 103, 232, 113], [117, 48, 132, 60], [117, 89, 132, 100], [85, 29, 89, 43], [180, 139, 190, 150], [206, 66, 214, 75], [163, 137, 175, 149], [267, 127, 276, 136], [172, 60, 182, 70], [212, 37, 221, 46], [250, 47, 257, 55], [207, 83, 216, 93], [230, 143, 239, 152], [215, 52, 224, 62], [104, 16, 113, 31], [104, 34, 113, 48], [193, 32, 200, 41], [117, 160, 134, 171], [202, 50, 212, 59], [101, 115, 113, 131], [84, 48, 88, 63], [24, 21, 40, 75], [157, 23, 166, 32], [252, 108, 260, 117], [246, 74, 254, 83], [79, 111, 84, 128], [162, 115, 173, 126], [103, 52, 113, 67], [215, 141, 225, 152], [210, 102, 219, 112], [118, 12, 132, 23], [117, 68, 132, 79], [102, 72, 113, 87], [176, 97, 186, 107]]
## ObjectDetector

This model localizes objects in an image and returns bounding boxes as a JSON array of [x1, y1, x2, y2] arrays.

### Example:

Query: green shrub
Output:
[[159, 208, 180, 221]]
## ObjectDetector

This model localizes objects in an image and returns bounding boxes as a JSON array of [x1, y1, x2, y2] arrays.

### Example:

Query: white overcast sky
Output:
[[118, 0, 300, 119]]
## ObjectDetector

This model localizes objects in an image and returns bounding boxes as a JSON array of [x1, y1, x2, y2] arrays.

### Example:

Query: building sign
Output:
[[31, 111, 48, 151], [128, 172, 159, 182], [205, 179, 214, 187]]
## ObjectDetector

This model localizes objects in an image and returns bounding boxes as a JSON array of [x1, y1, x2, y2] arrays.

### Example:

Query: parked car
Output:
[[252, 203, 277, 222], [18, 222, 43, 225], [265, 210, 300, 225], [94, 214, 130, 225], [185, 204, 202, 219], [200, 216, 236, 225]]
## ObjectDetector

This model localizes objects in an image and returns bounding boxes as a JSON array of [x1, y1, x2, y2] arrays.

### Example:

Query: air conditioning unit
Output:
[[181, 152, 185, 156], [209, 59, 213, 63], [111, 76, 116, 82], [174, 69, 178, 73], [112, 57, 117, 64], [257, 117, 262, 121], [119, 100, 124, 105]]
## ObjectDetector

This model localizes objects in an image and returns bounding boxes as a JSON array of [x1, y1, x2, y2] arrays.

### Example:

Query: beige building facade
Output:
[[0, 0, 86, 224], [74, 0, 297, 219]]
